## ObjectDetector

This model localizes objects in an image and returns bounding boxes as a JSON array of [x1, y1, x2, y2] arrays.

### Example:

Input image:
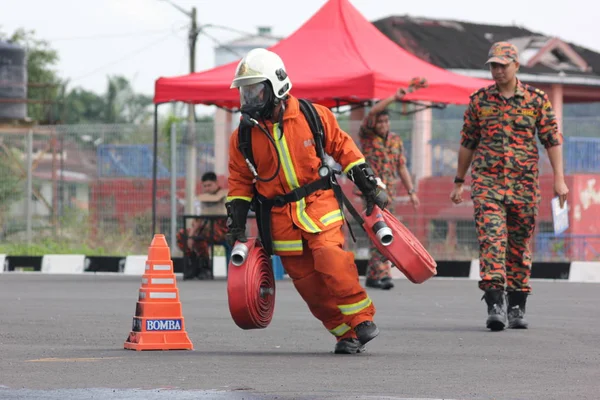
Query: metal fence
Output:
[[1, 116, 598, 261]]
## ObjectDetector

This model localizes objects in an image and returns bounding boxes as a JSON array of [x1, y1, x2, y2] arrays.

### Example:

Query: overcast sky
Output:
[[2, 0, 599, 101]]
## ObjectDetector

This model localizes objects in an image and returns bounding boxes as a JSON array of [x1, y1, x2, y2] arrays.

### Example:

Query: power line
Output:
[[48, 28, 178, 42], [70, 31, 178, 82], [200, 30, 244, 58], [60, 19, 268, 85]]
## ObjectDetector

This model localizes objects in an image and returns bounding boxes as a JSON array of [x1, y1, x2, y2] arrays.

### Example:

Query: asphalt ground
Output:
[[0, 273, 599, 400]]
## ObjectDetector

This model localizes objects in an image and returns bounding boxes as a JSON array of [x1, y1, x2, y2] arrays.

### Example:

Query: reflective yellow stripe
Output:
[[338, 297, 372, 316], [329, 323, 351, 337], [343, 158, 365, 174], [273, 123, 321, 233], [296, 198, 320, 233], [319, 209, 343, 226], [273, 240, 303, 252], [226, 196, 252, 202]]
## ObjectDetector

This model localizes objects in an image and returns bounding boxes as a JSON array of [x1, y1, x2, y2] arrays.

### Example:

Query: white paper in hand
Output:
[[551, 197, 569, 235]]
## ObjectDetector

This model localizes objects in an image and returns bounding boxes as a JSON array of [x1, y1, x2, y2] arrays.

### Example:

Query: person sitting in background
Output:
[[177, 171, 228, 280]]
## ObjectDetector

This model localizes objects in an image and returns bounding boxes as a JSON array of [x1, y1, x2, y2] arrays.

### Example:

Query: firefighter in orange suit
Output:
[[225, 48, 389, 354]]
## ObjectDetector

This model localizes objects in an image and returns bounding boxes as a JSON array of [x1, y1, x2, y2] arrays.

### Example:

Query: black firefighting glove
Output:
[[225, 199, 251, 247], [348, 163, 389, 216]]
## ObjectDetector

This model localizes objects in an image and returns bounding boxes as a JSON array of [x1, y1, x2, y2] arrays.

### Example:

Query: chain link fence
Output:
[[1, 116, 598, 261]]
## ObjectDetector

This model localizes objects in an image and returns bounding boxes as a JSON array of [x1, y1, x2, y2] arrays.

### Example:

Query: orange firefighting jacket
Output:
[[227, 95, 366, 256]]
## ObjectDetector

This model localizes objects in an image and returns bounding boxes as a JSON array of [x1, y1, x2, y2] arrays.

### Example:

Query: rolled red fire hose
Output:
[[227, 238, 276, 329], [361, 206, 437, 284]]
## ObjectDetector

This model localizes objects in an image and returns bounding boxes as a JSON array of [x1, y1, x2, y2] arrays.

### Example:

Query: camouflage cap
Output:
[[486, 41, 519, 65]]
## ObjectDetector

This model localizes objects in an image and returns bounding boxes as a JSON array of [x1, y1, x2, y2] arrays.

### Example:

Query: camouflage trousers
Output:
[[366, 245, 393, 280], [473, 198, 538, 293], [176, 228, 209, 258]]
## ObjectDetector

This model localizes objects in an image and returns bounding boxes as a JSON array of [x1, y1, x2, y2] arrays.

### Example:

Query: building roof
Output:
[[372, 16, 600, 80]]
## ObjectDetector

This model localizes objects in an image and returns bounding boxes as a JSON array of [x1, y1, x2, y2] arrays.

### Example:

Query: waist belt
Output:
[[257, 176, 332, 208], [254, 173, 358, 255], [254, 176, 333, 255]]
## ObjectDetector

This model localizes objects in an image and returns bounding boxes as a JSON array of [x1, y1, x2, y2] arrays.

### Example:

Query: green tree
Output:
[[59, 76, 153, 125], [60, 86, 105, 124], [0, 27, 62, 123], [104, 75, 152, 124]]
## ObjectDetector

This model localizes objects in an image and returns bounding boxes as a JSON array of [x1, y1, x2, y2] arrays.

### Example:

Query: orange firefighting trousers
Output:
[[280, 226, 375, 341]]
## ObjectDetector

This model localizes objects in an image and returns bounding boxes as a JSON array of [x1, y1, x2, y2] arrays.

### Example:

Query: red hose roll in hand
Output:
[[362, 206, 437, 284], [227, 238, 276, 329]]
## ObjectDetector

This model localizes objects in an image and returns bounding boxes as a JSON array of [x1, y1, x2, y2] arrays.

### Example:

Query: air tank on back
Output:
[[0, 41, 27, 120]]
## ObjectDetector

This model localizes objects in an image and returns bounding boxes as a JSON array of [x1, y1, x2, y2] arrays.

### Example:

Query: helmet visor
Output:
[[239, 82, 267, 108]]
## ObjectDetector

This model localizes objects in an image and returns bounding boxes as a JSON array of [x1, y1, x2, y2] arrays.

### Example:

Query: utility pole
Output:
[[186, 6, 199, 216], [160, 0, 199, 215]]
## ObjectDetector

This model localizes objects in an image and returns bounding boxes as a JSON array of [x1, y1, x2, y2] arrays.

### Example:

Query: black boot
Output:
[[334, 338, 365, 354], [183, 253, 199, 281], [354, 321, 379, 345], [483, 289, 507, 331], [507, 291, 529, 329], [379, 277, 394, 290], [365, 277, 394, 290], [197, 256, 213, 280], [365, 278, 381, 288]]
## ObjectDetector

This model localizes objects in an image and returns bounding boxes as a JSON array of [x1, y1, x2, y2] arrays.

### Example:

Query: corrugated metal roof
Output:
[[372, 16, 600, 79]]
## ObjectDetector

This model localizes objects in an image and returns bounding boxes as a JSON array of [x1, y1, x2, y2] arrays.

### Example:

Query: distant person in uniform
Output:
[[450, 41, 568, 331], [357, 77, 427, 290]]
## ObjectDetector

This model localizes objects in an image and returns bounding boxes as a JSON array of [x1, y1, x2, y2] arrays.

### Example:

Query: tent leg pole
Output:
[[152, 104, 159, 237]]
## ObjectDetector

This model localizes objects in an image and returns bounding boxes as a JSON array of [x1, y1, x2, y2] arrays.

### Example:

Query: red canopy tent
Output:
[[153, 0, 492, 108]]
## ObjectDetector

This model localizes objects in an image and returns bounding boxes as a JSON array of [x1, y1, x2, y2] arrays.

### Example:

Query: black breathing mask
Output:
[[239, 81, 275, 121], [236, 81, 283, 184]]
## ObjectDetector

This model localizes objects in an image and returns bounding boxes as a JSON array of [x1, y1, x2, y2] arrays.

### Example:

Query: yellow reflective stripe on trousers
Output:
[[338, 297, 372, 316], [329, 323, 351, 337], [343, 158, 365, 174], [226, 196, 252, 202], [273, 240, 303, 252], [273, 123, 321, 233], [319, 209, 343, 226]]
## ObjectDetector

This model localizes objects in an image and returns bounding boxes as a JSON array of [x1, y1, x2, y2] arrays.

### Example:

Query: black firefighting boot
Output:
[[354, 321, 380, 345], [334, 338, 365, 354], [507, 291, 529, 329], [483, 289, 507, 331]]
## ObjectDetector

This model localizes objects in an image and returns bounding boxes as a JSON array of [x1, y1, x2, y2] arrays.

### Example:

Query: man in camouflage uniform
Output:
[[450, 42, 569, 330], [358, 77, 427, 290]]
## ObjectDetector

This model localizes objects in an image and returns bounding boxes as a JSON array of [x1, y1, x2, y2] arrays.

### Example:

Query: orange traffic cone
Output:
[[124, 234, 193, 351]]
